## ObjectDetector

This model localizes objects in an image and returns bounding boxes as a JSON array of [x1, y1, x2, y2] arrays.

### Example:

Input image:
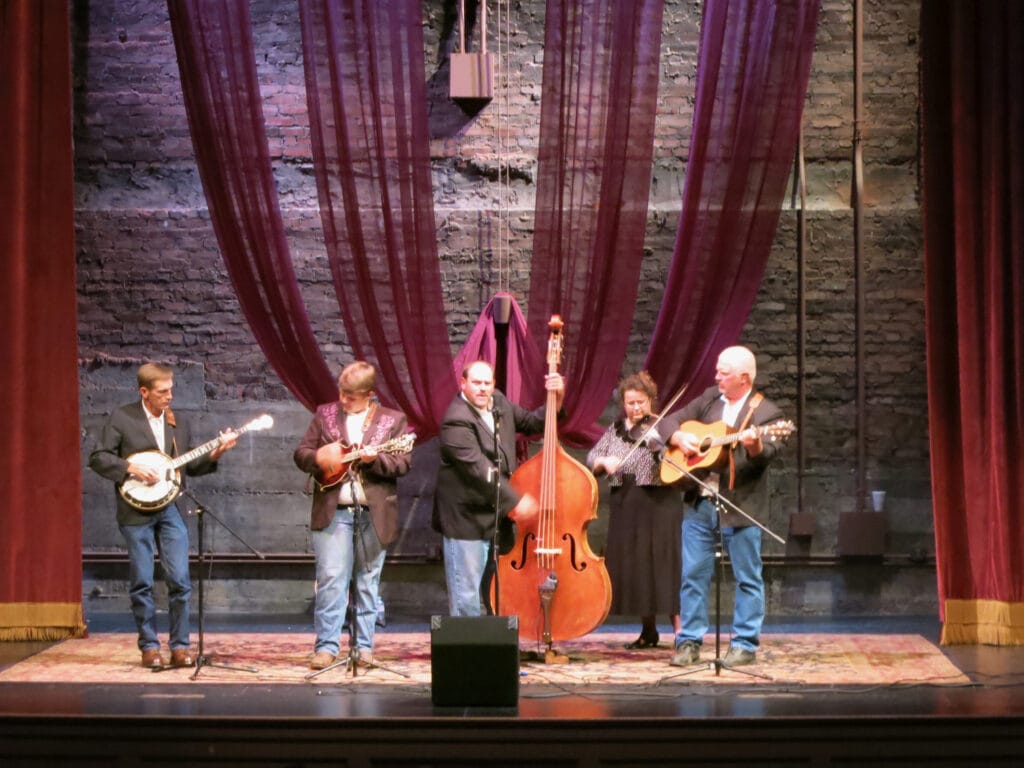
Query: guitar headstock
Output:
[[760, 420, 796, 441]]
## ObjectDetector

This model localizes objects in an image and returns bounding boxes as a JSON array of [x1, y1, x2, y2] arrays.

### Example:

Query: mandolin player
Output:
[[88, 362, 238, 669], [293, 361, 412, 671], [656, 346, 790, 670]]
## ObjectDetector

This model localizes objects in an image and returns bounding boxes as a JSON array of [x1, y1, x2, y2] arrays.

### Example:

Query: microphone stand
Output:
[[489, 405, 503, 616], [306, 475, 407, 681], [156, 487, 262, 679], [663, 460, 782, 681]]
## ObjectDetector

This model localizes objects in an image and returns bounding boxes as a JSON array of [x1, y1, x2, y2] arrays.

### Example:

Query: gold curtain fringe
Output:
[[0, 625, 86, 642], [0, 602, 86, 642], [941, 598, 1024, 646]]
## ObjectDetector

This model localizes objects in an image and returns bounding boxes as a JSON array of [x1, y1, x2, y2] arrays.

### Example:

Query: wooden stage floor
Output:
[[2, 613, 1023, 766]]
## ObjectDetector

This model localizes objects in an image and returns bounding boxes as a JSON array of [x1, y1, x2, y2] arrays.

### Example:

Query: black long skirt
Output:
[[604, 480, 683, 617]]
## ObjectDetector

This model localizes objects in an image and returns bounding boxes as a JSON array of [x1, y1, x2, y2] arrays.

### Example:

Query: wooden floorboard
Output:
[[2, 614, 1023, 765]]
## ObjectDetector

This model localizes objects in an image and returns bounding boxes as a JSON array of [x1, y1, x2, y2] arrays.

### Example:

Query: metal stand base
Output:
[[305, 646, 408, 681]]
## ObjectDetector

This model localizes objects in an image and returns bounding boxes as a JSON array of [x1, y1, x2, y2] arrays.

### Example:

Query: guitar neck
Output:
[[710, 424, 767, 448]]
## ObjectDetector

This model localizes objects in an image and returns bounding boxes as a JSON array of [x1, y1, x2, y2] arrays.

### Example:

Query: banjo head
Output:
[[119, 450, 182, 511]]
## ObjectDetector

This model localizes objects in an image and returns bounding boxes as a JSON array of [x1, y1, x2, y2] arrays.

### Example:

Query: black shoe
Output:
[[670, 640, 701, 667], [722, 645, 756, 667], [624, 631, 659, 650]]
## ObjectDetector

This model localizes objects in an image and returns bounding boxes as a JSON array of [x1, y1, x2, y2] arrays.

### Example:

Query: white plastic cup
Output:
[[871, 490, 886, 513]]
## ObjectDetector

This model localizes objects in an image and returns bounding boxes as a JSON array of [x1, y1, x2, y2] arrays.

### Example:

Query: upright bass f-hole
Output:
[[510, 532, 535, 571], [561, 532, 587, 572]]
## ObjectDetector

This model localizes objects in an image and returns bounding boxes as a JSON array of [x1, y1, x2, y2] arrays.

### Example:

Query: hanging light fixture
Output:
[[450, 0, 494, 100]]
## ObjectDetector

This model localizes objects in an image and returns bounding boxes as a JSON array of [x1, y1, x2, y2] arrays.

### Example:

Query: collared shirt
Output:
[[705, 390, 751, 496], [461, 392, 496, 433], [338, 408, 370, 506], [144, 402, 166, 453], [720, 390, 751, 428]]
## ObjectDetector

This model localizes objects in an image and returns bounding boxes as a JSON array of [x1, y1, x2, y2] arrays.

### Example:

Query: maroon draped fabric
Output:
[[169, 0, 336, 411], [299, 0, 456, 436], [527, 0, 665, 445], [453, 293, 544, 411], [921, 1, 1024, 645], [0, 0, 85, 639], [644, 0, 819, 395]]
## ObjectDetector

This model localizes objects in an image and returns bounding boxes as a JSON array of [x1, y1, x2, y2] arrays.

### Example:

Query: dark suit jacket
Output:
[[657, 385, 787, 528], [432, 391, 546, 541], [293, 402, 411, 547], [88, 401, 218, 526]]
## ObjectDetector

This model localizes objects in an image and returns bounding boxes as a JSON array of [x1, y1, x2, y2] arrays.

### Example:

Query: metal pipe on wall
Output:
[[793, 129, 808, 518], [853, 0, 866, 512]]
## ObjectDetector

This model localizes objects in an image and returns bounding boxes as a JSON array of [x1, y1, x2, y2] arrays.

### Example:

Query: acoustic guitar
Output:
[[660, 419, 795, 485], [119, 414, 274, 511]]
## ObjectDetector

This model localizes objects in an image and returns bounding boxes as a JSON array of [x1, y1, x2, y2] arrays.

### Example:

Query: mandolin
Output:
[[315, 433, 416, 491], [660, 419, 795, 485]]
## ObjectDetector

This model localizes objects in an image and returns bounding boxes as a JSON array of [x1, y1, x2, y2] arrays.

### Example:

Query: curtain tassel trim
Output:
[[941, 598, 1024, 646]]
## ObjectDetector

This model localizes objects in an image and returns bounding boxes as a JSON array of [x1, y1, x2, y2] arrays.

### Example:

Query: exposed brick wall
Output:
[[75, 0, 932, 616]]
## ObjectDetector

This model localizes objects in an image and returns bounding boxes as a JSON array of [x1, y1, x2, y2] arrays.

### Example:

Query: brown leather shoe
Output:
[[309, 651, 336, 670], [141, 648, 165, 668], [353, 649, 374, 668], [169, 648, 195, 668]]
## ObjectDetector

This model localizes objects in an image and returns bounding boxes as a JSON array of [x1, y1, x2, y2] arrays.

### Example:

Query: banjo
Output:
[[119, 414, 274, 511]]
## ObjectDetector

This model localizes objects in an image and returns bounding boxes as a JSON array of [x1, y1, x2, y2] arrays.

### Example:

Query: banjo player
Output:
[[88, 362, 238, 669]]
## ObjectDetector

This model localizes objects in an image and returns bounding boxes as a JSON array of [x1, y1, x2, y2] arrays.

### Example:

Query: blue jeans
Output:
[[675, 497, 764, 652], [119, 503, 192, 652], [442, 536, 490, 616], [312, 507, 387, 656]]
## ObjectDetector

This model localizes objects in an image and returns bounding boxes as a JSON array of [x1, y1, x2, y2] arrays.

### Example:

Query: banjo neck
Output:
[[165, 415, 271, 466]]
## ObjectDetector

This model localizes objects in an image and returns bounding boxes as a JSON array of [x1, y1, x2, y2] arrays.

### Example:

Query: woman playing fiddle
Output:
[[587, 371, 683, 649]]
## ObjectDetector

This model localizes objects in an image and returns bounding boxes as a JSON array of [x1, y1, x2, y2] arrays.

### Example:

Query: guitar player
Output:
[[88, 362, 238, 669], [657, 346, 789, 670], [292, 361, 412, 671]]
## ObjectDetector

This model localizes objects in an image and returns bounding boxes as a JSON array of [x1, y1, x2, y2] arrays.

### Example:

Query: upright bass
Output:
[[494, 316, 612, 653]]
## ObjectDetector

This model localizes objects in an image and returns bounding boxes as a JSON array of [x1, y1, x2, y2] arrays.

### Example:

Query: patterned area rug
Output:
[[0, 631, 969, 689]]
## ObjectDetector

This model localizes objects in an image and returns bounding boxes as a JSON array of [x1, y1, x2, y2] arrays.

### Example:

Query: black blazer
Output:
[[89, 401, 217, 526], [432, 391, 546, 541]]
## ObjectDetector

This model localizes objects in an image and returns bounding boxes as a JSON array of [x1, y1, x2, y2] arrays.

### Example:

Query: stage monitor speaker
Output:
[[430, 615, 519, 707]]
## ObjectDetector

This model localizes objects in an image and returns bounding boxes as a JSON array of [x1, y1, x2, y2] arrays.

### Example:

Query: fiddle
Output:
[[594, 382, 688, 479]]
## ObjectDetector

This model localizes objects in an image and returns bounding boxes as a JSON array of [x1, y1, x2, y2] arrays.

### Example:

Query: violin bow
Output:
[[608, 382, 689, 473]]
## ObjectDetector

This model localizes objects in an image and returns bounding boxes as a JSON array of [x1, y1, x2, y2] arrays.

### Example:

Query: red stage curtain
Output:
[[921, 2, 1024, 645], [644, 0, 820, 395], [299, 0, 457, 436], [169, 0, 338, 412], [0, 0, 86, 640], [527, 0, 665, 445]]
